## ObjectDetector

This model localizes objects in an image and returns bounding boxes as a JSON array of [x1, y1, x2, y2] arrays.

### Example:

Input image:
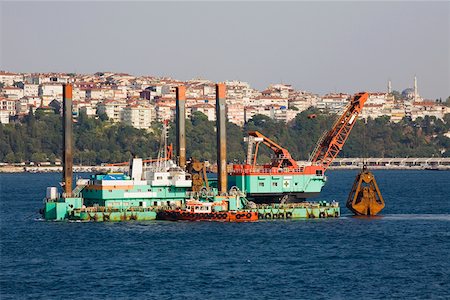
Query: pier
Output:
[[328, 157, 450, 170]]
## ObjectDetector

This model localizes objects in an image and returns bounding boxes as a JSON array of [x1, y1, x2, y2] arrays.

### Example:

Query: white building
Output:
[[23, 84, 39, 97], [72, 87, 87, 101], [227, 103, 245, 126], [0, 110, 10, 123], [1, 87, 24, 99], [121, 104, 154, 129], [39, 83, 63, 105], [0, 71, 23, 86], [270, 106, 298, 123], [0, 97, 16, 122], [97, 100, 127, 122], [190, 103, 216, 121], [317, 93, 350, 114], [155, 104, 175, 122]]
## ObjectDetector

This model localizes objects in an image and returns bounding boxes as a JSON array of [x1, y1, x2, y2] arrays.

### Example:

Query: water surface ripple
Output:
[[1, 170, 449, 299]]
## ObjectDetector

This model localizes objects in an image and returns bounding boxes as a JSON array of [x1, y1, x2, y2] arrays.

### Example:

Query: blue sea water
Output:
[[0, 170, 449, 299]]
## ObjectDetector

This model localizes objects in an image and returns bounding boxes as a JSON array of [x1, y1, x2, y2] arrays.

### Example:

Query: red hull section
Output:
[[158, 210, 258, 222]]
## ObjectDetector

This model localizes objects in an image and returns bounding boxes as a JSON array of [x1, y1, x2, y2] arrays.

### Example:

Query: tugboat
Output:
[[157, 199, 258, 222]]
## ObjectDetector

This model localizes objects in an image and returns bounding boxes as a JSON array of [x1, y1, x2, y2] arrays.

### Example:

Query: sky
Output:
[[1, 1, 449, 99]]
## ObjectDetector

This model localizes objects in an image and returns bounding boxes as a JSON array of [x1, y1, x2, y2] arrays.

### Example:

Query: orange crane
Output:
[[244, 92, 368, 172], [246, 131, 299, 169], [310, 92, 368, 170]]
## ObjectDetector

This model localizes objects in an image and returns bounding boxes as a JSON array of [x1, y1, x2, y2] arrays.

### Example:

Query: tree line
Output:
[[1, 109, 449, 165]]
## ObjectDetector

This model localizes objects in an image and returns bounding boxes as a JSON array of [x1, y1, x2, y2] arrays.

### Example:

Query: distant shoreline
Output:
[[0, 164, 448, 173]]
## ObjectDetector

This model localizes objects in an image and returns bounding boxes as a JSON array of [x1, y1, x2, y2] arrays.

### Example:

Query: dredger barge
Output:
[[42, 84, 368, 222]]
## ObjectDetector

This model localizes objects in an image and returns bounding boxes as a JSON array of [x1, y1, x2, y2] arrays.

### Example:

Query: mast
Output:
[[62, 84, 73, 197], [216, 83, 227, 193]]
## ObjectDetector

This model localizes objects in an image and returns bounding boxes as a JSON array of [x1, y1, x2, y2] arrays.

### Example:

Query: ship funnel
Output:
[[176, 86, 187, 169], [216, 83, 227, 193], [62, 84, 73, 197]]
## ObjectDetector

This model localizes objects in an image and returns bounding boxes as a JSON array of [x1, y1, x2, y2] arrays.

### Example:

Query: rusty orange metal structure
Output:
[[176, 86, 187, 169], [346, 166, 385, 215], [246, 131, 299, 169], [310, 92, 368, 170], [216, 83, 227, 193], [186, 158, 209, 192], [62, 84, 73, 197]]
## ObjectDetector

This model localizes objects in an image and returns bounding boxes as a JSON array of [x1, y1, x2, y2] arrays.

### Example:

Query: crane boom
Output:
[[310, 92, 368, 170], [247, 131, 299, 169]]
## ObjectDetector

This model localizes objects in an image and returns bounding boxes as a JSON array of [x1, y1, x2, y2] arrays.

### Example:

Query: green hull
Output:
[[228, 173, 327, 202], [77, 209, 157, 221], [43, 172, 338, 222], [252, 202, 339, 219]]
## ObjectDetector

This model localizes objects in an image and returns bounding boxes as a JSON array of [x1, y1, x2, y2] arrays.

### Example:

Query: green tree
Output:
[[5, 152, 15, 163], [31, 152, 47, 163]]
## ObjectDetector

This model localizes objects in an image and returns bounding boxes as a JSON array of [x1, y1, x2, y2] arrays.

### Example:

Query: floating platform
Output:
[[43, 196, 339, 222], [252, 201, 340, 219]]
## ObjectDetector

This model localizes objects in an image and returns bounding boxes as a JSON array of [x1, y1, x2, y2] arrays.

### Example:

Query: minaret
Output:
[[388, 79, 392, 94], [414, 75, 418, 102]]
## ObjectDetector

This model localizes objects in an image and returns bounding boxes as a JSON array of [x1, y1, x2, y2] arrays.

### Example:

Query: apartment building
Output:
[[97, 100, 127, 122], [23, 84, 39, 97], [122, 104, 154, 129]]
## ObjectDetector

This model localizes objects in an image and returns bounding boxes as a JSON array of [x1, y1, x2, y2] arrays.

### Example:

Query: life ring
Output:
[[278, 213, 285, 219], [221, 213, 227, 219], [236, 214, 241, 219], [265, 213, 272, 219], [334, 211, 339, 218], [273, 213, 279, 219], [319, 212, 326, 218], [286, 212, 292, 219], [258, 213, 265, 219], [246, 213, 252, 219]]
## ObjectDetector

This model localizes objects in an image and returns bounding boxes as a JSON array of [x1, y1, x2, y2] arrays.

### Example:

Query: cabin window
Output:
[[138, 189, 141, 192], [147, 189, 151, 191], [259, 182, 264, 187], [109, 190, 112, 192], [153, 201, 157, 206], [123, 202, 129, 206], [316, 170, 323, 176], [157, 176, 163, 180], [272, 182, 278, 187], [168, 176, 173, 180], [167, 201, 170, 206], [158, 188, 162, 192]]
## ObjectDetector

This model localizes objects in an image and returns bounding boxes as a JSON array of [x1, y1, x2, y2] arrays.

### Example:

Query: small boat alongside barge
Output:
[[157, 200, 258, 222]]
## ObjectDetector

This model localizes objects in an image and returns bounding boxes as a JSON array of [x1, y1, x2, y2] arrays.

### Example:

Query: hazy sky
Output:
[[1, 1, 449, 99]]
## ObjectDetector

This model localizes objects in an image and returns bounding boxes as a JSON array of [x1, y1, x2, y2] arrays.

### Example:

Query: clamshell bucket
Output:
[[346, 167, 385, 215]]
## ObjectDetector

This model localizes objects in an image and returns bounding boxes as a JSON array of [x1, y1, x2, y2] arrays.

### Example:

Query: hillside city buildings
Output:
[[0, 71, 448, 128]]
